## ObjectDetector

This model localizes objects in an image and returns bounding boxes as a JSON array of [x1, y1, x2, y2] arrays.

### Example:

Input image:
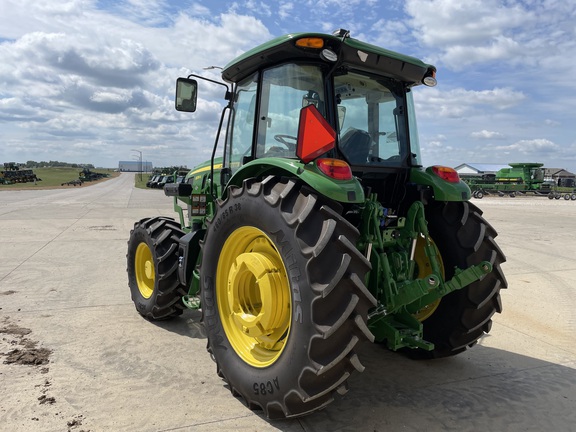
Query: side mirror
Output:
[[175, 78, 198, 112]]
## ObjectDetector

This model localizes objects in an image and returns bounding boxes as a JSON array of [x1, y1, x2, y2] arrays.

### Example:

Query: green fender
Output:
[[226, 158, 365, 204], [410, 167, 471, 201]]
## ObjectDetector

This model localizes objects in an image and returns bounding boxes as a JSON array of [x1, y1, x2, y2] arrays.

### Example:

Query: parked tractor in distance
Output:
[[0, 163, 40, 184], [463, 163, 576, 200], [145, 174, 161, 188], [79, 167, 109, 182], [127, 30, 507, 419]]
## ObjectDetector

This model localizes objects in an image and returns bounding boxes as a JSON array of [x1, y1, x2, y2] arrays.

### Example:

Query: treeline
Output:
[[151, 166, 188, 175], [21, 161, 95, 169]]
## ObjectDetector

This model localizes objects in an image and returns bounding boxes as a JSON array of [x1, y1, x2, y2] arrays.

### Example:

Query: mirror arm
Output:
[[187, 73, 231, 101]]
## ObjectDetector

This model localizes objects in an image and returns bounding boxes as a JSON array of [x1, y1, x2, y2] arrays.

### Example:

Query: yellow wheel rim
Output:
[[135, 242, 155, 299], [412, 236, 444, 322], [216, 227, 291, 368]]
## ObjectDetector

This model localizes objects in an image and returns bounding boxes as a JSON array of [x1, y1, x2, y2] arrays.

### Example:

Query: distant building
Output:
[[543, 168, 576, 188], [118, 161, 153, 172], [454, 163, 510, 176]]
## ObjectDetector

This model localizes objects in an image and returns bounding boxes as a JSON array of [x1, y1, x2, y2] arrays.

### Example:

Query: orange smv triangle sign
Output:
[[296, 105, 336, 163]]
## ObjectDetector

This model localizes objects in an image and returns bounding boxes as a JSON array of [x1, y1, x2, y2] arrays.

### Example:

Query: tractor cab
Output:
[[175, 30, 441, 208]]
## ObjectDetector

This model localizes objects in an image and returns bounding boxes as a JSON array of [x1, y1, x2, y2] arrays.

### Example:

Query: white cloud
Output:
[[406, 0, 533, 47], [442, 36, 521, 68], [278, 2, 294, 20], [471, 130, 505, 140], [404, 0, 576, 75], [414, 86, 526, 119], [111, 0, 171, 26], [493, 138, 559, 154], [369, 19, 409, 48], [90, 90, 132, 104], [242, 0, 272, 17], [188, 3, 211, 16]]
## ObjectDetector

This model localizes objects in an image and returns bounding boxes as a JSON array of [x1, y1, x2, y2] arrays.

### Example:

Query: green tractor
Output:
[[127, 29, 506, 419]]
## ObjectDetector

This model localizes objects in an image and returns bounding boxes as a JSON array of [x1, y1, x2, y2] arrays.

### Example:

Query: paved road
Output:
[[1, 174, 575, 431]]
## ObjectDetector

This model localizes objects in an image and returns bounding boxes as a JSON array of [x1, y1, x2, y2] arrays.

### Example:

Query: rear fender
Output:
[[226, 158, 365, 204], [410, 167, 471, 201]]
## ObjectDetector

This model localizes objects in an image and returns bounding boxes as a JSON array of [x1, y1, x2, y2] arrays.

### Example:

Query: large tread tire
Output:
[[415, 200, 507, 358], [127, 216, 186, 320], [200, 176, 377, 419]]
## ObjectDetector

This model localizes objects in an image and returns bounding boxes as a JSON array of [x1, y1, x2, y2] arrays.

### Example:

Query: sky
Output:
[[1, 0, 575, 172]]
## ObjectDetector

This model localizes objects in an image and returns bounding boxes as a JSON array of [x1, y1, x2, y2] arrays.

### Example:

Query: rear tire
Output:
[[200, 176, 376, 419], [127, 217, 186, 320], [415, 201, 507, 358]]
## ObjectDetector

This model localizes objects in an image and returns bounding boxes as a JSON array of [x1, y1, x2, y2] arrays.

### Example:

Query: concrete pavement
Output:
[[1, 173, 575, 431]]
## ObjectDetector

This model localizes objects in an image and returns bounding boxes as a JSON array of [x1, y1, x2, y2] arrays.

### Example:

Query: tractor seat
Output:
[[339, 128, 372, 164]]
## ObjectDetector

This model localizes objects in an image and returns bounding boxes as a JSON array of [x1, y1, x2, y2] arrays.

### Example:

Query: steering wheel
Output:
[[274, 134, 297, 151]]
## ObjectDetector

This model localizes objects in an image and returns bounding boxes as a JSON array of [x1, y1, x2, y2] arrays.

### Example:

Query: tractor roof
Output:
[[222, 32, 435, 86], [508, 163, 544, 168]]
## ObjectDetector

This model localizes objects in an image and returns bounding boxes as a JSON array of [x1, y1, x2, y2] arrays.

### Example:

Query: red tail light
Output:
[[316, 158, 352, 180], [431, 166, 460, 183]]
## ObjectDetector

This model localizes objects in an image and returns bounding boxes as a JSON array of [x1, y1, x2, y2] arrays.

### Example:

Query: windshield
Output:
[[334, 71, 409, 166]]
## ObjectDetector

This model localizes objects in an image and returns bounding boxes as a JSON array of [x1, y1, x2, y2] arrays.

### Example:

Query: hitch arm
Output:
[[406, 260, 493, 314]]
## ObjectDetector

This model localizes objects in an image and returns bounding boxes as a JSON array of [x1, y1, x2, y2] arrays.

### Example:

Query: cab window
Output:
[[335, 71, 406, 165], [256, 64, 325, 158], [228, 73, 258, 168]]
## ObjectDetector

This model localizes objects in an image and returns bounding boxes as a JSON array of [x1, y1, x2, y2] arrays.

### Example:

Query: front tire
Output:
[[416, 201, 507, 358], [200, 176, 376, 419], [127, 217, 186, 320]]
